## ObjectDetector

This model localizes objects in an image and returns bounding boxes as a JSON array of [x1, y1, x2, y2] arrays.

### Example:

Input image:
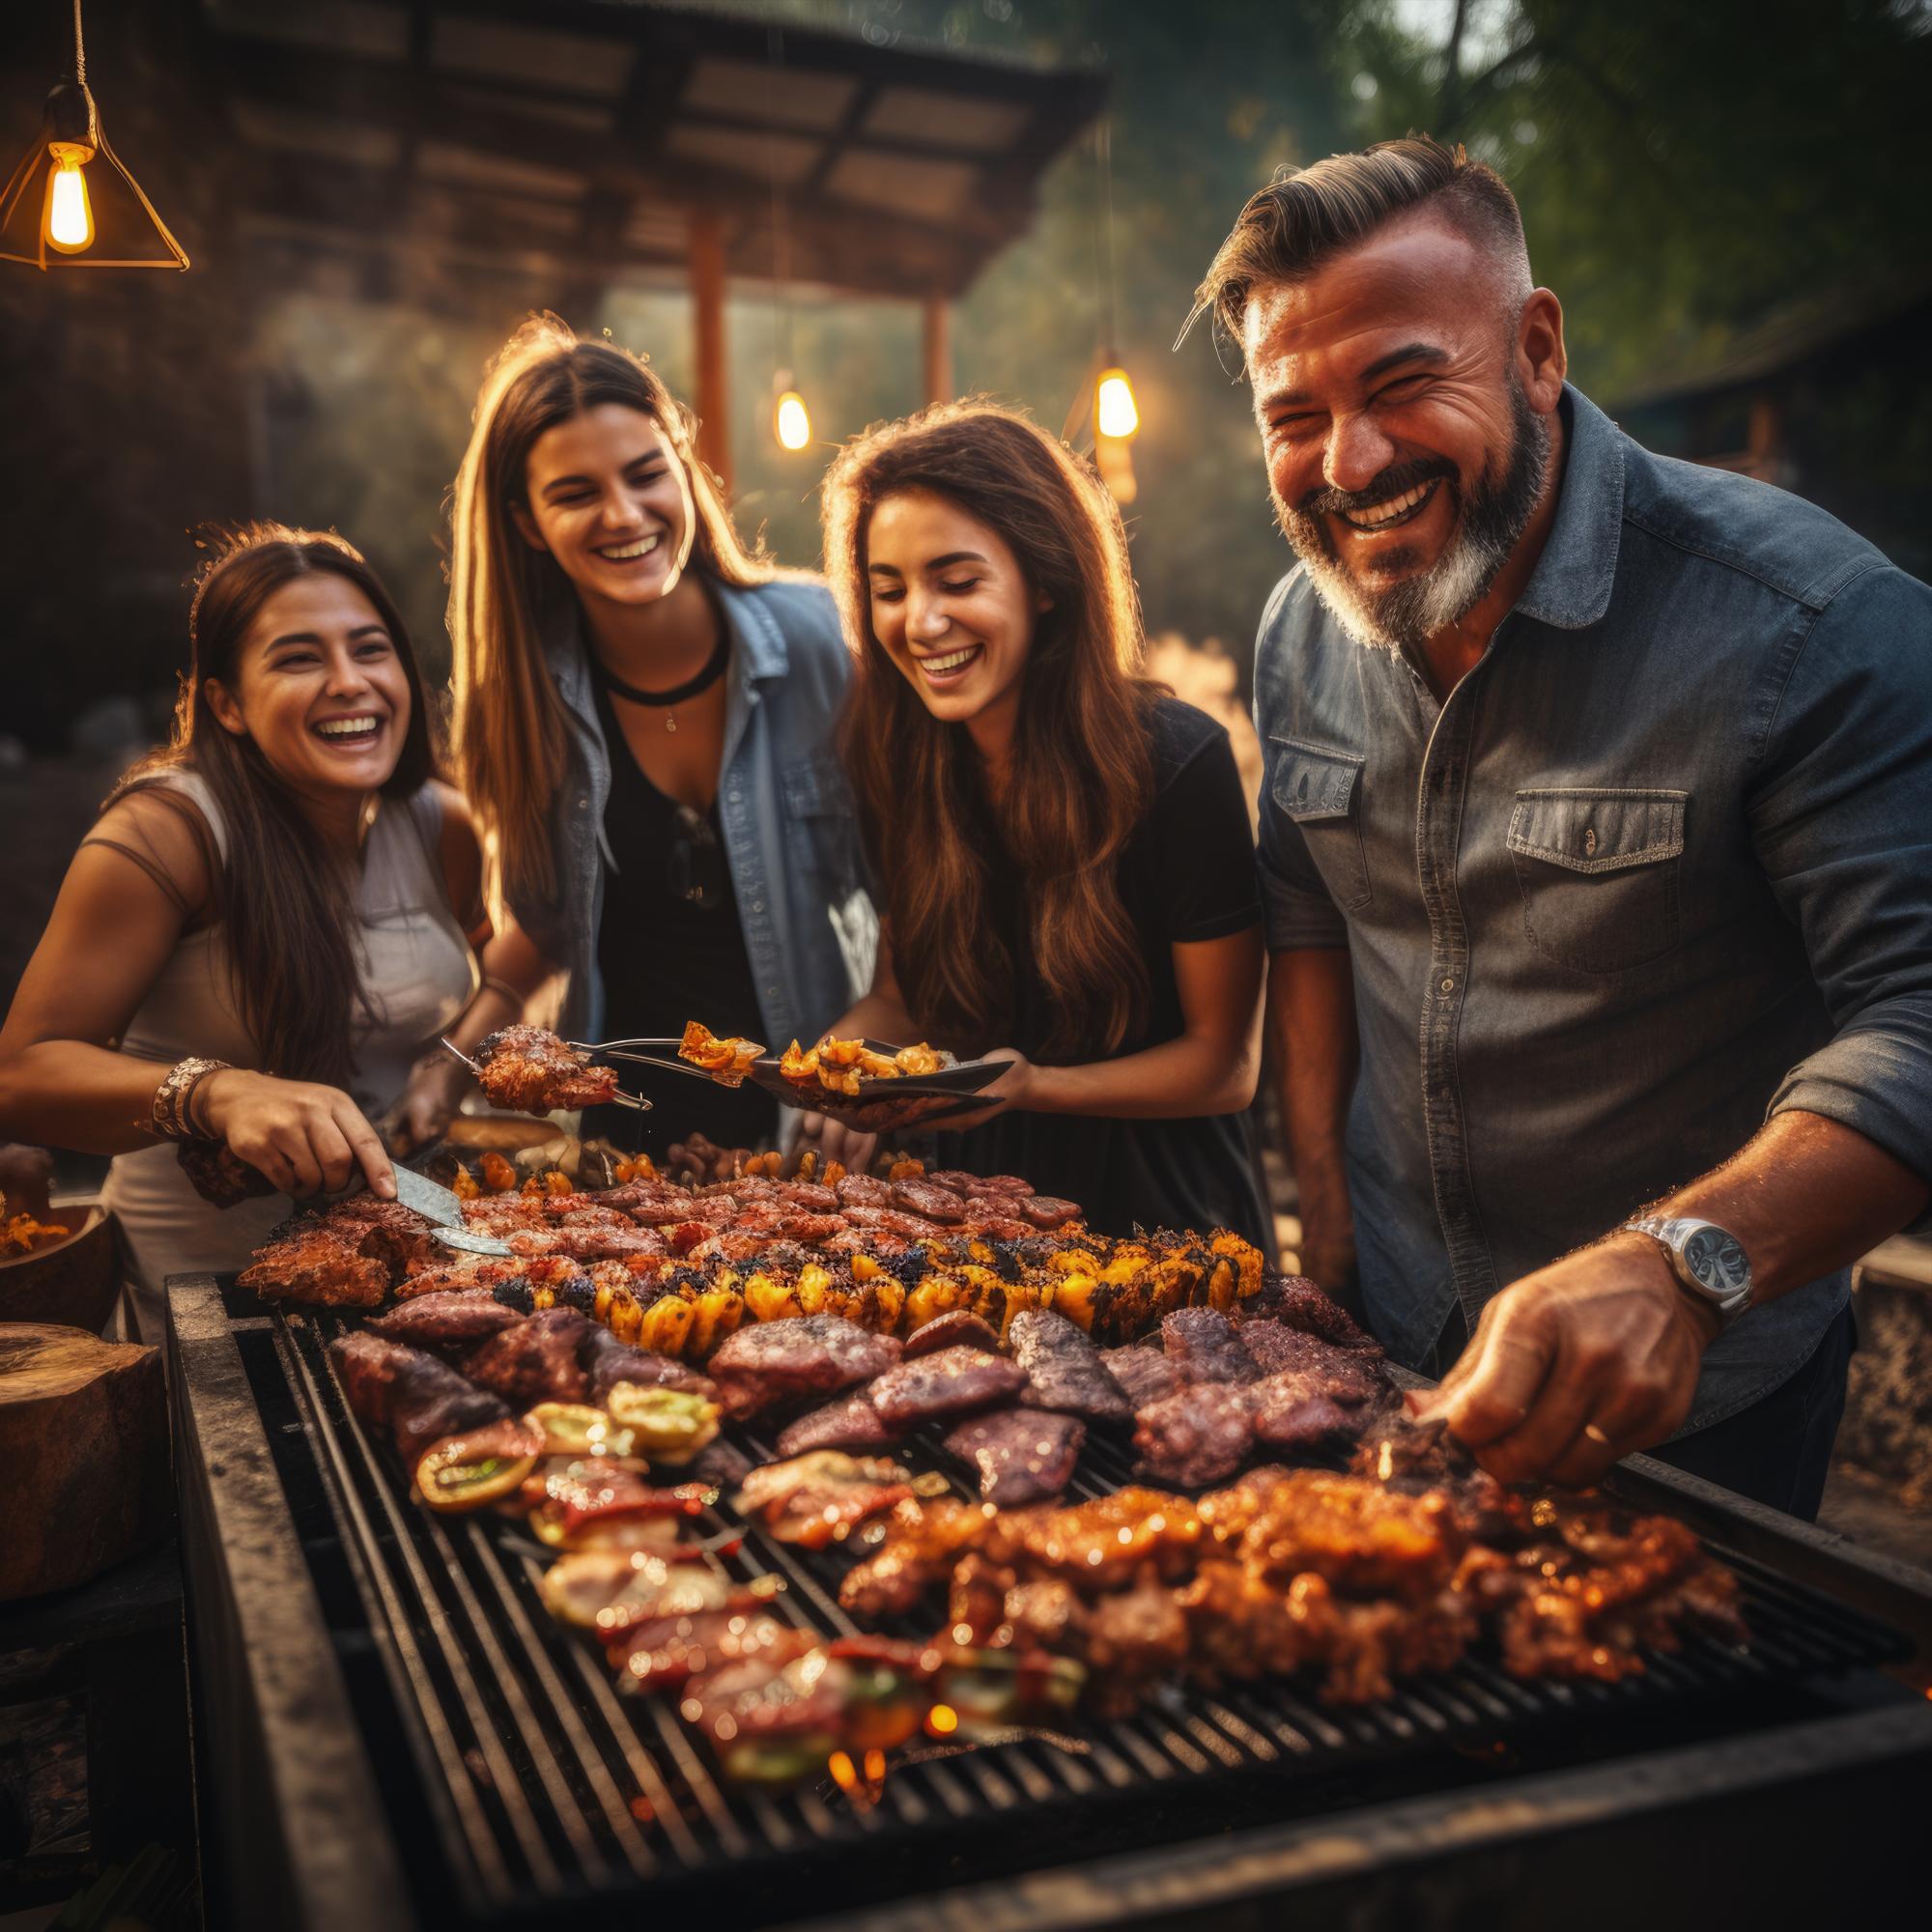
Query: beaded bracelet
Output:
[[149, 1056, 232, 1141]]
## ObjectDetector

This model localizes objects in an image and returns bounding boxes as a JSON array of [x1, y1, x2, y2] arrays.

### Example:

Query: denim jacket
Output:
[[511, 576, 876, 1051], [1254, 384, 1932, 1435]]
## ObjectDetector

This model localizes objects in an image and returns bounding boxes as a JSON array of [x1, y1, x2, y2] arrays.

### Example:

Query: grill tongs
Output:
[[438, 1037, 653, 1112]]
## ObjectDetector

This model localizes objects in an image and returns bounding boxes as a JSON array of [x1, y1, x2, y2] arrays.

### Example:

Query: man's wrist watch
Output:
[[1619, 1215, 1754, 1325]]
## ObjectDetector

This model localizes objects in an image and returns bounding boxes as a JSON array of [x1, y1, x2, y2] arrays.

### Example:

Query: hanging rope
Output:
[[71, 0, 87, 86], [766, 23, 794, 373]]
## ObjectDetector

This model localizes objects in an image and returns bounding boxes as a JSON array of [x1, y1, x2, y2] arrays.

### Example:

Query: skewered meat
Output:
[[1009, 1310, 1130, 1422], [241, 1229, 389, 1308], [1160, 1309, 1261, 1384], [867, 1346, 1028, 1429], [838, 1497, 995, 1619], [706, 1315, 903, 1416], [679, 1021, 765, 1086], [609, 1607, 812, 1692], [331, 1332, 508, 1460], [1132, 1383, 1255, 1487], [472, 1025, 619, 1112], [902, 1309, 1002, 1358], [365, 1290, 524, 1350], [732, 1452, 916, 1548], [461, 1307, 592, 1405], [1102, 1346, 1185, 1409], [942, 1408, 1086, 1506], [774, 1391, 904, 1457]]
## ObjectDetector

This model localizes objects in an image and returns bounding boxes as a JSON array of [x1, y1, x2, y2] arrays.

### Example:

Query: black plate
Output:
[[746, 1039, 1008, 1124]]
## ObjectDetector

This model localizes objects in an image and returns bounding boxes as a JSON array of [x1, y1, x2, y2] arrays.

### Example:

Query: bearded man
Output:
[[1207, 137, 1932, 1515]]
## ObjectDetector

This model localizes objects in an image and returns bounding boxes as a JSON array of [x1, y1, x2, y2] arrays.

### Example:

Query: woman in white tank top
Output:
[[0, 526, 534, 1341]]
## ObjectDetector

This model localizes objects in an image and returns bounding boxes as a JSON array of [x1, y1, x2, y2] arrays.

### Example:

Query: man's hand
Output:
[[1413, 1231, 1721, 1487]]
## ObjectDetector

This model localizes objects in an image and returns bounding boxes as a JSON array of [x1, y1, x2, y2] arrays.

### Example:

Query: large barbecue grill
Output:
[[168, 1276, 1932, 1930]]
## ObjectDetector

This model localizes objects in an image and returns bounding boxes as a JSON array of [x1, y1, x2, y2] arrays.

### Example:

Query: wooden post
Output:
[[923, 294, 952, 407], [689, 210, 731, 496]]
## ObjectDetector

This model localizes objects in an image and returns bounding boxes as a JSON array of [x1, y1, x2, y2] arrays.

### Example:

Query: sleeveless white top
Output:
[[99, 771, 476, 1338]]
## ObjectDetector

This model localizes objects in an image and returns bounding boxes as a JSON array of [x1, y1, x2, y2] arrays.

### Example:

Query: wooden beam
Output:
[[922, 294, 952, 407], [689, 209, 730, 496]]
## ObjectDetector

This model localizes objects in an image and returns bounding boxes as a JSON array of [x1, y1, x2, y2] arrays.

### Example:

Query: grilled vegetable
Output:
[[525, 1401, 636, 1459], [415, 1416, 545, 1513], [605, 1383, 721, 1461]]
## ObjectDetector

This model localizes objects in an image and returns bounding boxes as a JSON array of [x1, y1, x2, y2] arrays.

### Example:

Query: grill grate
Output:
[[251, 1299, 1907, 1925]]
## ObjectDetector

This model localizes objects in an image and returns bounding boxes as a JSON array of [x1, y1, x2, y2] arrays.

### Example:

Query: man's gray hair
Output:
[[1189, 136, 1532, 355]]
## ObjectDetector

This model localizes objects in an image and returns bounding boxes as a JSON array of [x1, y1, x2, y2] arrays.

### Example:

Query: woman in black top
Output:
[[807, 402, 1269, 1245]]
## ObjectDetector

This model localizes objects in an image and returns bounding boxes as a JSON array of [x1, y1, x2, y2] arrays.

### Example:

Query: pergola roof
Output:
[[198, 0, 1109, 302]]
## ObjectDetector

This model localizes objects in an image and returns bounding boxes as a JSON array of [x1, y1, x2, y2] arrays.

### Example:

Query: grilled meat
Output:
[[867, 1346, 1028, 1429], [774, 1390, 905, 1457], [1242, 1274, 1382, 1356], [838, 1497, 996, 1619], [461, 1307, 592, 1406], [1014, 1195, 1083, 1231], [707, 1314, 904, 1417], [472, 1025, 619, 1112], [1009, 1309, 1130, 1422], [902, 1309, 1002, 1358], [942, 1408, 1086, 1506], [678, 1021, 765, 1086], [1160, 1308, 1261, 1385], [241, 1229, 389, 1308], [1234, 1321, 1384, 1404], [1132, 1382, 1255, 1487], [1247, 1378, 1358, 1452], [331, 1331, 508, 1460], [578, 1321, 714, 1403], [1102, 1346, 1185, 1409], [365, 1290, 525, 1350]]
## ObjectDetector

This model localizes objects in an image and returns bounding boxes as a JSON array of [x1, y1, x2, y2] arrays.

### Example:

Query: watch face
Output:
[[1684, 1227, 1748, 1295]]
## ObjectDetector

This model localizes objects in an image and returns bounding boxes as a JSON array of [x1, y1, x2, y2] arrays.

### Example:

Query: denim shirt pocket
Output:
[[1506, 787, 1687, 974], [1269, 737, 1372, 912]]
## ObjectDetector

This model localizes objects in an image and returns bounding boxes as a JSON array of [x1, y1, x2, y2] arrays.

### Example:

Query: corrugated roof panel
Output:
[[821, 149, 977, 218], [431, 15, 636, 99], [861, 87, 1032, 151], [678, 57, 860, 132], [664, 125, 823, 187]]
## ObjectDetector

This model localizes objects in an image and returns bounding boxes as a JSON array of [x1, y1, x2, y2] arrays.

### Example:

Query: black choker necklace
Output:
[[592, 626, 729, 734]]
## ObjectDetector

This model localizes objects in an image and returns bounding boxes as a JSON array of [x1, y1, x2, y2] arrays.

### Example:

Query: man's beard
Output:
[[1275, 383, 1550, 654]]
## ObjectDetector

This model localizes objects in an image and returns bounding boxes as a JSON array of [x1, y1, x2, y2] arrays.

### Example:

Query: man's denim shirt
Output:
[[1254, 384, 1932, 1434], [512, 576, 877, 1053]]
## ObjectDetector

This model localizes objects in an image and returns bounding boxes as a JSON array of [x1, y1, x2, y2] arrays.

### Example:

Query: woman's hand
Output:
[[793, 1110, 879, 1179], [382, 1053, 472, 1157], [925, 1048, 1031, 1135], [197, 1068, 396, 1199]]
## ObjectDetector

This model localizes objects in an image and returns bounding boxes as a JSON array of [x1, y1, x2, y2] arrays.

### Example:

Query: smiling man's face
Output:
[[1244, 212, 1556, 653]]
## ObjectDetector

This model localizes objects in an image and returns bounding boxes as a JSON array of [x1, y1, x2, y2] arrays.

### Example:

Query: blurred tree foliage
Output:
[[729, 0, 1932, 670]]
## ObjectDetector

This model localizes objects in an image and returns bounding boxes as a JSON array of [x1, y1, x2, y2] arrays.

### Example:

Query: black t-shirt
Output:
[[582, 677, 779, 1155], [940, 696, 1270, 1248]]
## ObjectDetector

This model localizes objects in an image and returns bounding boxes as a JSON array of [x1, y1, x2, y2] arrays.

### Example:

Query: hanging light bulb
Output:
[[1, 3, 187, 272], [1095, 365, 1140, 440], [44, 143, 93, 252], [774, 379, 811, 452]]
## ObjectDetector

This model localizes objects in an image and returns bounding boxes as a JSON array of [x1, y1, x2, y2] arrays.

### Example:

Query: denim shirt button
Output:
[[1439, 977, 1455, 993], [575, 795, 588, 812], [752, 901, 765, 914]]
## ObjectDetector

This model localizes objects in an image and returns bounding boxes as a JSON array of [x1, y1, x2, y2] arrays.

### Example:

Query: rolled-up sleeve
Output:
[[1751, 562, 1932, 1211], [1252, 580, 1350, 952]]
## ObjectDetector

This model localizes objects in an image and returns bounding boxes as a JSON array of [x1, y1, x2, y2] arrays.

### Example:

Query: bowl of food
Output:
[[0, 1201, 119, 1333]]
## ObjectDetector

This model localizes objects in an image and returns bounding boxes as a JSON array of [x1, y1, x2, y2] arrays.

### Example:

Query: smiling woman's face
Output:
[[205, 574, 412, 800], [514, 402, 696, 610], [865, 488, 1045, 736]]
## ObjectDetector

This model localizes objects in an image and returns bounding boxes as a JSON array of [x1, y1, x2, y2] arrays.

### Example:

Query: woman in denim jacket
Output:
[[446, 318, 874, 1166]]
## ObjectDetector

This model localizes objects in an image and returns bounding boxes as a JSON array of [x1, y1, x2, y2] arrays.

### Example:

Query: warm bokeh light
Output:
[[45, 149, 93, 252], [775, 388, 811, 451], [926, 1703, 958, 1734], [1095, 366, 1139, 440]]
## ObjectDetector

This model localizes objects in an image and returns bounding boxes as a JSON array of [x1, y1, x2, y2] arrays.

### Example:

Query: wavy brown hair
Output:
[[112, 524, 440, 1088], [822, 402, 1157, 1060], [448, 314, 772, 914]]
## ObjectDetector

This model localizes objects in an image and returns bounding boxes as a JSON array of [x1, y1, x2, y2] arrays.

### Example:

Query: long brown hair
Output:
[[111, 524, 440, 1088], [822, 402, 1157, 1060], [447, 314, 771, 910]]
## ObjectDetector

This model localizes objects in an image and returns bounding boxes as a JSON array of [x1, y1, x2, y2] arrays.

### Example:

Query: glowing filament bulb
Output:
[[46, 148, 94, 253], [1095, 367, 1139, 440], [775, 389, 811, 451]]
